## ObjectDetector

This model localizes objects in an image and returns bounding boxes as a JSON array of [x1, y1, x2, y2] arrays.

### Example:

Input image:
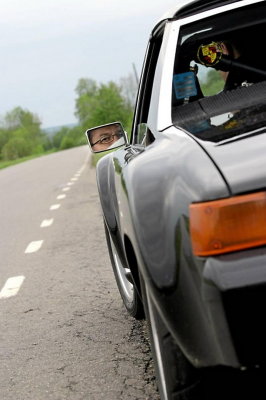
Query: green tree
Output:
[[60, 136, 75, 150], [201, 69, 224, 96], [52, 126, 70, 149], [59, 125, 86, 150], [75, 79, 133, 132], [120, 72, 138, 109], [0, 129, 9, 152], [0, 73, 137, 163], [0, 106, 46, 161], [75, 78, 97, 97], [2, 136, 30, 160], [4, 106, 41, 134], [51, 125, 86, 151], [75, 78, 98, 124]]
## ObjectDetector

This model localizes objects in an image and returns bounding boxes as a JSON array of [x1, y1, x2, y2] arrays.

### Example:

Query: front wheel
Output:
[[104, 222, 144, 319], [140, 274, 203, 400]]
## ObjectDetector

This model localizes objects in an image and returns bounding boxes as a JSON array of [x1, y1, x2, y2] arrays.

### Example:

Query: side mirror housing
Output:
[[85, 122, 128, 153]]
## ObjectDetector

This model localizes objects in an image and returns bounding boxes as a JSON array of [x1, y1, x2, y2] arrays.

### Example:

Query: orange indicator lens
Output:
[[189, 192, 266, 256]]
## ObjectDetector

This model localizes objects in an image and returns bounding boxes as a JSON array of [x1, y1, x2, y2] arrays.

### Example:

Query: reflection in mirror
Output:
[[86, 122, 127, 153]]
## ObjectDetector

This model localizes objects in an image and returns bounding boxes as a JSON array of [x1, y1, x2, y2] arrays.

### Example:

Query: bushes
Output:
[[0, 107, 46, 161], [52, 125, 87, 150], [2, 137, 31, 160]]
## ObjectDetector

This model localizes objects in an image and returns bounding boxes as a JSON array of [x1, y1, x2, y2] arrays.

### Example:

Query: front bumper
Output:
[[204, 247, 266, 368], [147, 246, 266, 369]]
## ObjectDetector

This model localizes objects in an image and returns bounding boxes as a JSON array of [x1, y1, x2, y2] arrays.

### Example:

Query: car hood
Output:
[[173, 83, 266, 196], [195, 129, 266, 195]]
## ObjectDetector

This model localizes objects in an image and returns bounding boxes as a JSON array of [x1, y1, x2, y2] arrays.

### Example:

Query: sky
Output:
[[0, 0, 178, 129]]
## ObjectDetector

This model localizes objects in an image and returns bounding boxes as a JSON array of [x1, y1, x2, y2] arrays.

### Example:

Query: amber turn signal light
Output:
[[189, 192, 266, 256]]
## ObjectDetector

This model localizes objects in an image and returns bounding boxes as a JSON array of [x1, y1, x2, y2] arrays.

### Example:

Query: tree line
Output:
[[0, 69, 220, 162], [0, 73, 137, 162]]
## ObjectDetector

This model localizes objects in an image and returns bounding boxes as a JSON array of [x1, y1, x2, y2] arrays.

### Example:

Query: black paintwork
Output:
[[174, 0, 241, 19]]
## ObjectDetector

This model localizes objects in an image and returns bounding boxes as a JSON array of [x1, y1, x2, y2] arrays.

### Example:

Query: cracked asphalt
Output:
[[0, 146, 159, 400]]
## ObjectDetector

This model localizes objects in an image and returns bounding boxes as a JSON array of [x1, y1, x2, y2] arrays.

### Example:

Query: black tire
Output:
[[140, 274, 203, 400], [104, 222, 144, 319]]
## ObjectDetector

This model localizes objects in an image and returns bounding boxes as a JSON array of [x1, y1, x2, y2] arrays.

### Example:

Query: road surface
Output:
[[0, 146, 159, 400]]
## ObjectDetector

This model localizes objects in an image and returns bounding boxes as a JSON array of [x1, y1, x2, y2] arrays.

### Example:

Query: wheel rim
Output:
[[109, 236, 134, 303], [146, 289, 169, 400]]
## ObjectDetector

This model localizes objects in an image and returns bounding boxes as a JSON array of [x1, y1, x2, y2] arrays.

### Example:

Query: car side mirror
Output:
[[85, 122, 128, 153]]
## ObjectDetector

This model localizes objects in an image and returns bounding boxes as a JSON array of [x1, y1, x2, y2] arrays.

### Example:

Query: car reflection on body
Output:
[[85, 1, 266, 399]]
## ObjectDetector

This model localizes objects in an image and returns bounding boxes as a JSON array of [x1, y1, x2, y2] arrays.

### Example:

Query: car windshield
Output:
[[171, 1, 266, 143]]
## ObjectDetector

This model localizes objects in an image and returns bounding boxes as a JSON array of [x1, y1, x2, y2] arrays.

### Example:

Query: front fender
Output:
[[124, 133, 229, 290], [96, 154, 117, 232], [122, 134, 240, 367]]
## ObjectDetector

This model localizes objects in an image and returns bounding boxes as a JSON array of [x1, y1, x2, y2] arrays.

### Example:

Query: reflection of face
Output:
[[90, 124, 121, 152]]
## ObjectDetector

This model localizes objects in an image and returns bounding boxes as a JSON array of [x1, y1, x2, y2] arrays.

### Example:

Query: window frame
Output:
[[131, 26, 164, 145]]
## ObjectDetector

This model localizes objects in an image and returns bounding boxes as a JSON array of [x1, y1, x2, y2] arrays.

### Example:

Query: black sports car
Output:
[[86, 1, 266, 399]]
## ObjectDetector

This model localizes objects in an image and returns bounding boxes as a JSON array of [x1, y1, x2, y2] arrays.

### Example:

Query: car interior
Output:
[[171, 2, 266, 142]]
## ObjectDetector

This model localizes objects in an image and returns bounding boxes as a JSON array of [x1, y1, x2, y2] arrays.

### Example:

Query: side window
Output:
[[172, 3, 266, 113], [131, 31, 163, 145], [171, 2, 266, 143]]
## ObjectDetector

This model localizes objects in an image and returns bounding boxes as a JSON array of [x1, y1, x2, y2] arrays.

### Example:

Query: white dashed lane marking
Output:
[[25, 240, 44, 254], [3, 164, 87, 302], [78, 163, 86, 174], [57, 194, 66, 200], [0, 276, 25, 299], [50, 204, 61, 210], [40, 219, 54, 228]]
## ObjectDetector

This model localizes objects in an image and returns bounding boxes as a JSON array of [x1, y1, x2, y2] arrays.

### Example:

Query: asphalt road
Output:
[[0, 146, 159, 400]]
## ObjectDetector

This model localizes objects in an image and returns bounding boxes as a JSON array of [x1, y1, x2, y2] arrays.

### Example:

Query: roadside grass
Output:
[[0, 150, 56, 170], [0, 148, 104, 170]]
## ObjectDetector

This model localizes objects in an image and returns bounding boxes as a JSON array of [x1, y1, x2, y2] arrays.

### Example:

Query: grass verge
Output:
[[0, 150, 56, 170], [0, 148, 104, 171]]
